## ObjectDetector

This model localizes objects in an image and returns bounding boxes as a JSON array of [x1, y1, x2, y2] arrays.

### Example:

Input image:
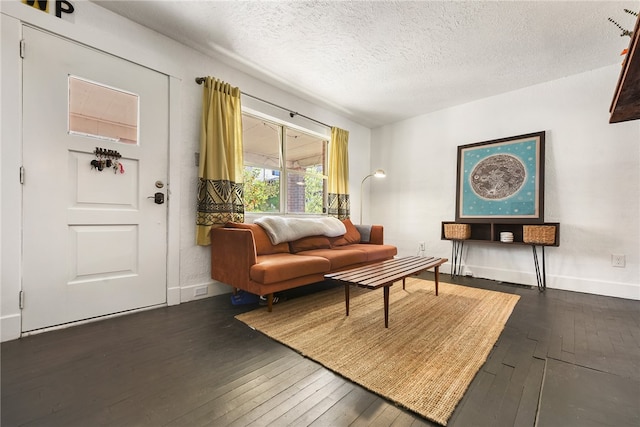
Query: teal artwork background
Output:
[[461, 138, 539, 218]]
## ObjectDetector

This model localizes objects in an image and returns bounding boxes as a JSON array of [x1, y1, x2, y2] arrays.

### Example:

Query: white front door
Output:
[[21, 27, 169, 332]]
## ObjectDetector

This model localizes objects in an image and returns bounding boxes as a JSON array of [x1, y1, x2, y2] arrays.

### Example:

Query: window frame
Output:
[[242, 110, 329, 216]]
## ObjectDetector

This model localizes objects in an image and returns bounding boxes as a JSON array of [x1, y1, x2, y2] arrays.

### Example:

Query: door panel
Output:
[[71, 150, 138, 207], [22, 27, 168, 332]]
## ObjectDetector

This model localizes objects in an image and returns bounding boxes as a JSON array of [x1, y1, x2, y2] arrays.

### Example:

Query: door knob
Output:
[[147, 192, 164, 204]]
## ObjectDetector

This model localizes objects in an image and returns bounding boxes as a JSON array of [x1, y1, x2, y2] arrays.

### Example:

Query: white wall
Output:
[[0, 0, 370, 341], [371, 65, 640, 300], [2, 1, 637, 344]]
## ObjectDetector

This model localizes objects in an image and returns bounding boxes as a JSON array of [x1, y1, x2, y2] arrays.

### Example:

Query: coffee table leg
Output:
[[384, 285, 390, 328], [345, 284, 350, 316], [434, 266, 440, 296]]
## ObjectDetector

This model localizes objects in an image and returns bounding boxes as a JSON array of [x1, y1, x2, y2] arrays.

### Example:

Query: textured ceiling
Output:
[[93, 1, 639, 128]]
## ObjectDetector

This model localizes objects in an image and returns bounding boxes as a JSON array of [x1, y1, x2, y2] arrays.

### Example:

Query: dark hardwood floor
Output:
[[2, 274, 639, 426]]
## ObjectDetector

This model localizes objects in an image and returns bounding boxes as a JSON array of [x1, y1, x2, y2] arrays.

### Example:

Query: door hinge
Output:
[[19, 290, 24, 309], [20, 39, 25, 59], [20, 166, 25, 184]]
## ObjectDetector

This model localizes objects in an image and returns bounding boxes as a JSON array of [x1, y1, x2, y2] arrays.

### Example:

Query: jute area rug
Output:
[[235, 277, 520, 426]]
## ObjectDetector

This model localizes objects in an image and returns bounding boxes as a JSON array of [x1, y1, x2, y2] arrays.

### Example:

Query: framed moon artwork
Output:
[[455, 131, 545, 223]]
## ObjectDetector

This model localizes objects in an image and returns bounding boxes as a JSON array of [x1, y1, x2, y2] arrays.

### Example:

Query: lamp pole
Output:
[[359, 169, 386, 224]]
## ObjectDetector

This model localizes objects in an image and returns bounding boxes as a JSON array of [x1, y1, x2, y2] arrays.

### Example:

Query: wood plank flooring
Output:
[[2, 275, 639, 426]]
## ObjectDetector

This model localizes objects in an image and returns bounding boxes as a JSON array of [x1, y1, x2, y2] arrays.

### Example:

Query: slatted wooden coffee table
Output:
[[325, 256, 447, 328]]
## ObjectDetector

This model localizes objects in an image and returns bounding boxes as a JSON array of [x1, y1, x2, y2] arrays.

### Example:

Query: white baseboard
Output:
[[180, 280, 230, 303], [550, 276, 640, 300], [455, 263, 640, 300], [1, 314, 21, 342], [167, 286, 181, 306]]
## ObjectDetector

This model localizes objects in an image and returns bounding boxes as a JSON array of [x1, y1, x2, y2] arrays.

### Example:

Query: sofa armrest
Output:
[[369, 225, 384, 245], [210, 228, 257, 287]]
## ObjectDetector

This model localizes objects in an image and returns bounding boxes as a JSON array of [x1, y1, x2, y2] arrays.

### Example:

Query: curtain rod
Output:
[[195, 77, 332, 129]]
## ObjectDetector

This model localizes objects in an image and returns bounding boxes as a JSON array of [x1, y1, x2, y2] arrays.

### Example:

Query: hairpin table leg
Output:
[[450, 240, 464, 278], [532, 245, 546, 292]]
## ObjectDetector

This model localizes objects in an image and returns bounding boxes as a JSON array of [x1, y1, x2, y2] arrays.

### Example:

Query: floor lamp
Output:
[[360, 169, 386, 224]]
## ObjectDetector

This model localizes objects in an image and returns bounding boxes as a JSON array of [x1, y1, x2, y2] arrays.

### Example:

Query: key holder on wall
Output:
[[91, 147, 124, 174]]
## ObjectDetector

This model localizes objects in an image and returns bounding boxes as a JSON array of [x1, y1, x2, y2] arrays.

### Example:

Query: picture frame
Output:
[[455, 131, 545, 223]]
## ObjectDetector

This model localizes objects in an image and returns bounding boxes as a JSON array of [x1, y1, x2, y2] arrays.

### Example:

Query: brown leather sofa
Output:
[[210, 219, 397, 311]]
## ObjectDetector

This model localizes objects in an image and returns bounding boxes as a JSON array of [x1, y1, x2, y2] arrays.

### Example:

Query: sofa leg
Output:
[[267, 293, 273, 312]]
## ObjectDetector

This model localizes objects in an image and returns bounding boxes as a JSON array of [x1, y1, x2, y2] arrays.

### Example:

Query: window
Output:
[[68, 76, 138, 144], [242, 113, 328, 214]]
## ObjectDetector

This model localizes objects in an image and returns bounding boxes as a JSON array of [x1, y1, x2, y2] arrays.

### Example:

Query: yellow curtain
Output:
[[327, 127, 350, 219], [196, 77, 244, 245]]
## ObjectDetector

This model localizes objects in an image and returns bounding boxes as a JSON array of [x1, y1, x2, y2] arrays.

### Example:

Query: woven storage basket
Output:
[[523, 225, 556, 245], [444, 223, 471, 240]]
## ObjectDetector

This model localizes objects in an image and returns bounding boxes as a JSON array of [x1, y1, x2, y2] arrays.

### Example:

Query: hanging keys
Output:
[[91, 147, 124, 174]]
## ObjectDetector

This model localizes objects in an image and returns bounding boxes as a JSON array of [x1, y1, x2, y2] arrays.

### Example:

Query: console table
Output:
[[441, 221, 560, 291]]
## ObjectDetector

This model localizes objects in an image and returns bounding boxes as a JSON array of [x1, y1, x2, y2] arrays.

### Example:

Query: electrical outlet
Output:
[[611, 254, 626, 268], [194, 286, 208, 297], [419, 241, 425, 251]]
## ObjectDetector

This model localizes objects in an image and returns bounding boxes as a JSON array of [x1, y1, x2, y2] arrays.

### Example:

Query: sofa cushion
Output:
[[226, 222, 290, 255], [250, 253, 330, 284], [354, 224, 372, 243], [289, 235, 331, 253], [330, 218, 361, 247], [295, 248, 367, 270], [332, 243, 398, 262]]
